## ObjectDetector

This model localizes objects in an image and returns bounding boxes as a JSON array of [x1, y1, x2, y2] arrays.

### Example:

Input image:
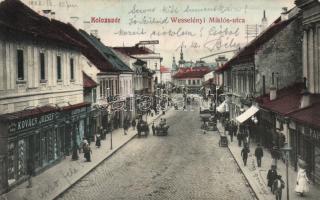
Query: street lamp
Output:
[[281, 142, 292, 200], [109, 111, 113, 150]]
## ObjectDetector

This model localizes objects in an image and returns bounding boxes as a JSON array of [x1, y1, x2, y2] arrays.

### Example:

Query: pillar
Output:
[[0, 122, 8, 194], [308, 28, 314, 93]]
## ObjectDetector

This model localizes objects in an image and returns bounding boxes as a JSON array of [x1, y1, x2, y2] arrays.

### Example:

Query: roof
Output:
[[289, 103, 320, 129], [160, 66, 171, 73], [0, 0, 84, 49], [79, 30, 132, 72], [215, 14, 297, 73], [83, 72, 98, 88], [0, 105, 59, 122], [256, 83, 320, 115], [172, 67, 212, 79], [61, 102, 90, 111], [203, 78, 216, 86], [113, 45, 154, 55]]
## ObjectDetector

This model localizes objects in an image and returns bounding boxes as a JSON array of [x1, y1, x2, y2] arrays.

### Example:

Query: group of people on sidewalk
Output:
[[223, 119, 312, 200]]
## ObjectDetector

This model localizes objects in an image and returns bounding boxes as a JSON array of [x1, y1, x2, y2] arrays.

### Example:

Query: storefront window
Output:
[[7, 142, 16, 185], [34, 133, 41, 169], [48, 130, 55, 162], [17, 139, 26, 178], [41, 132, 48, 166], [314, 146, 320, 183]]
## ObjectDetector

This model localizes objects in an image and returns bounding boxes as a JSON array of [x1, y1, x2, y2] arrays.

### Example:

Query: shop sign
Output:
[[9, 112, 57, 133], [303, 128, 320, 141]]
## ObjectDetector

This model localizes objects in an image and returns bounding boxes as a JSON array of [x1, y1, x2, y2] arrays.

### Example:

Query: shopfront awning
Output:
[[217, 100, 226, 113], [236, 105, 259, 124]]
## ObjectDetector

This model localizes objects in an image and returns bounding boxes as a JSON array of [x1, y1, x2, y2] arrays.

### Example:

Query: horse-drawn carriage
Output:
[[155, 119, 169, 136], [200, 109, 217, 131], [137, 120, 149, 137]]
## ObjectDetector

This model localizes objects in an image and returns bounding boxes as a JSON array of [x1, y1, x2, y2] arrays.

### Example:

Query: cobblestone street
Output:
[[58, 102, 256, 200]]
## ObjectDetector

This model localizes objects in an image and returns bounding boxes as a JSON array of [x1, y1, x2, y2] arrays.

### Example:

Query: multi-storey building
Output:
[[216, 7, 302, 123], [113, 43, 162, 94], [0, 0, 92, 193]]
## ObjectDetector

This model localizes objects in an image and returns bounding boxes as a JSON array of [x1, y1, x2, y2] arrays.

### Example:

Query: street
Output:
[[57, 98, 256, 200]]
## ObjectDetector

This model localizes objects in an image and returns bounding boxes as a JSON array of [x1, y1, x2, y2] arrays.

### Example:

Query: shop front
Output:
[[294, 125, 320, 184], [61, 103, 91, 152], [0, 106, 62, 190]]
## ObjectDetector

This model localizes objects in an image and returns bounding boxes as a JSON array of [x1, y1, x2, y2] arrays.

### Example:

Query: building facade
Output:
[[0, 0, 91, 193]]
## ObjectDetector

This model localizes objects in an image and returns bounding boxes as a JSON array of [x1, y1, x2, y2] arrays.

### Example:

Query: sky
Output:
[[13, 0, 295, 68]]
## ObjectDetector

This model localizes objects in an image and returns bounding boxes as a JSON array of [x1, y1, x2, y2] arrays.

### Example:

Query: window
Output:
[[57, 56, 62, 81], [100, 80, 103, 97], [193, 80, 196, 85], [70, 58, 74, 80], [17, 50, 24, 80], [116, 80, 119, 95], [197, 80, 200, 85], [40, 53, 45, 80], [188, 80, 191, 85]]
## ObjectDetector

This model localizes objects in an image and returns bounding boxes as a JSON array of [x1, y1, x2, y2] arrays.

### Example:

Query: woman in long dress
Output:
[[295, 168, 310, 196]]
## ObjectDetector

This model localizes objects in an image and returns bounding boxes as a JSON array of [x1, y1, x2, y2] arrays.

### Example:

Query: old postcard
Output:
[[0, 0, 319, 200]]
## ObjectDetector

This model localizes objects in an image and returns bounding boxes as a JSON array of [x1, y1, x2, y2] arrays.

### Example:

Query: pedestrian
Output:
[[82, 139, 88, 153], [271, 145, 281, 168], [272, 175, 285, 200], [237, 132, 243, 147], [79, 137, 85, 153], [152, 122, 155, 135], [132, 119, 136, 130], [254, 143, 264, 167], [26, 158, 35, 188], [84, 143, 92, 162], [267, 165, 278, 192], [295, 168, 310, 196], [241, 146, 250, 166], [123, 120, 128, 135], [95, 134, 101, 148]]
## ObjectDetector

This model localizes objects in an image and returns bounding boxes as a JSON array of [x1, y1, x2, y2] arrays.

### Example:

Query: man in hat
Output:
[[254, 143, 264, 167], [273, 175, 285, 200]]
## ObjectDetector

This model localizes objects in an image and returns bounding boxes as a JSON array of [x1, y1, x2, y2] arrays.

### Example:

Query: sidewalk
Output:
[[217, 122, 320, 200], [1, 110, 166, 200]]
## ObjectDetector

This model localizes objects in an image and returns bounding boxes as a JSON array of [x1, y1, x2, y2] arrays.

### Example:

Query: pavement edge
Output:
[[53, 113, 164, 200]]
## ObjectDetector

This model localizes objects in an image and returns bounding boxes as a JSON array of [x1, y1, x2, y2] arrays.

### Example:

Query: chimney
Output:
[[42, 9, 52, 19], [83, 21, 91, 32], [300, 77, 311, 108], [70, 16, 79, 27], [50, 12, 55, 20], [281, 7, 288, 21], [90, 29, 99, 38], [270, 72, 277, 101]]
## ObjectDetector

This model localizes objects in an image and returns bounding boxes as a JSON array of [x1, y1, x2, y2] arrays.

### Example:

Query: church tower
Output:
[[172, 56, 178, 71], [261, 10, 268, 33], [178, 46, 185, 68]]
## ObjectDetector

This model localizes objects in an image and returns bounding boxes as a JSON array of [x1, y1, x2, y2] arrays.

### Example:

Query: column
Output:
[[0, 122, 8, 193], [33, 46, 39, 88], [303, 30, 308, 85], [27, 45, 33, 88], [0, 40, 4, 90], [308, 28, 315, 93]]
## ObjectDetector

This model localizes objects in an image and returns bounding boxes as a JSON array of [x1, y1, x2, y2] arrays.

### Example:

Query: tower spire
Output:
[[180, 46, 184, 61], [260, 10, 268, 33]]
